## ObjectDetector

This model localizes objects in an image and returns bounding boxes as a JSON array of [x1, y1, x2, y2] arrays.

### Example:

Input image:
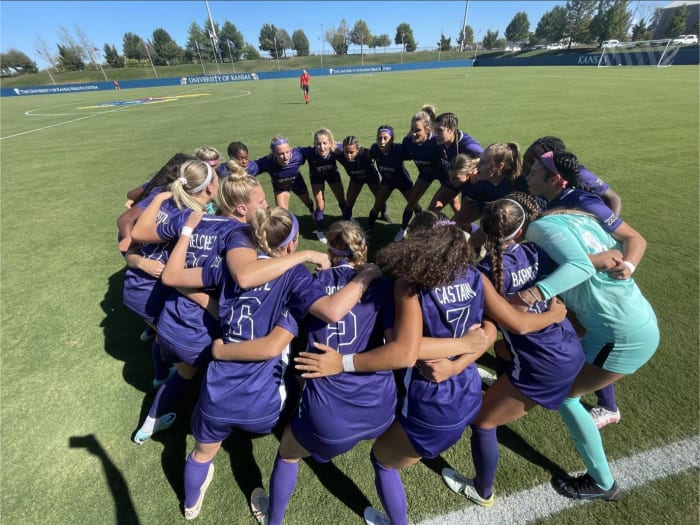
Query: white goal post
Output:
[[596, 39, 685, 68]]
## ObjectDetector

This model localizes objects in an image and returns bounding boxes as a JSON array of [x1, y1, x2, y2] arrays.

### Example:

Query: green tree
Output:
[[291, 29, 309, 56], [152, 28, 182, 65], [57, 44, 85, 71], [350, 20, 371, 56], [457, 25, 474, 50], [505, 12, 530, 43], [535, 6, 567, 45], [58, 25, 88, 64], [630, 19, 649, 41], [589, 0, 632, 44], [275, 29, 292, 58], [482, 29, 500, 49], [123, 32, 146, 60], [241, 43, 260, 60], [664, 4, 689, 37], [219, 21, 245, 61], [395, 23, 417, 52], [185, 22, 208, 62], [1, 49, 38, 74], [258, 23, 282, 58], [648, 7, 663, 36], [369, 34, 391, 50], [437, 33, 451, 51], [103, 43, 124, 68], [564, 0, 596, 45], [327, 19, 350, 55]]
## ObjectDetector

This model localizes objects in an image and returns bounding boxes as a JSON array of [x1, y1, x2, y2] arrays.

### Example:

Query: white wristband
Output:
[[342, 353, 356, 373], [181, 226, 194, 237], [622, 260, 636, 274]]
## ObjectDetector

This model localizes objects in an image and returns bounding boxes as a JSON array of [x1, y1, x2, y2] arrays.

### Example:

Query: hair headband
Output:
[[500, 198, 527, 241], [280, 212, 299, 248], [189, 162, 213, 193], [378, 128, 393, 137], [433, 220, 456, 228], [539, 151, 568, 188], [328, 246, 353, 257], [271, 137, 289, 149]]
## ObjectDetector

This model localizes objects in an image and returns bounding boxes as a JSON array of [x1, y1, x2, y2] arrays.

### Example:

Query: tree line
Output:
[[2, 0, 697, 76]]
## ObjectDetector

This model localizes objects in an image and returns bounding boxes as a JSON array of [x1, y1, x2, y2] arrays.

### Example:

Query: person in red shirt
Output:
[[300, 69, 310, 104]]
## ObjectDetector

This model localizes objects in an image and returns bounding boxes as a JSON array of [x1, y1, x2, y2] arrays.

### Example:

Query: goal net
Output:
[[597, 39, 683, 68]]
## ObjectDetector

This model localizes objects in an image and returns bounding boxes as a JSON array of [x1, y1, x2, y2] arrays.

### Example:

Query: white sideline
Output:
[[417, 436, 699, 525]]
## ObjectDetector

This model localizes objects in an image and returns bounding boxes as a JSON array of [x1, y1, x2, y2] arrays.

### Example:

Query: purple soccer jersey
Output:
[[460, 176, 530, 211], [577, 164, 609, 196], [249, 147, 309, 195], [397, 267, 485, 458], [401, 134, 440, 183], [122, 199, 191, 323], [157, 217, 251, 367], [478, 243, 585, 409], [370, 143, 413, 192], [291, 266, 395, 462], [299, 144, 342, 186], [196, 261, 326, 433], [335, 147, 381, 184], [435, 130, 484, 187], [547, 188, 622, 232]]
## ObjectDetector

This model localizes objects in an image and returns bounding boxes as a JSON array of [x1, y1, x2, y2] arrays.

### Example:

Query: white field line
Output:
[[417, 436, 699, 525], [1, 89, 251, 141]]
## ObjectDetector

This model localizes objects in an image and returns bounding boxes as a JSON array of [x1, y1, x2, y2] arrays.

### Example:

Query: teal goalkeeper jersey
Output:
[[525, 213, 655, 341]]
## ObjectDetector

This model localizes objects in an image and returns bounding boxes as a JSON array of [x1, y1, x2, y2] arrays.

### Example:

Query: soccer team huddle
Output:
[[118, 104, 659, 525]]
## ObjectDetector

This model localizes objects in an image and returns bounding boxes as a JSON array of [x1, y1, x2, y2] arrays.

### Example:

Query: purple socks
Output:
[[148, 372, 188, 418], [595, 384, 618, 412], [268, 453, 299, 525], [184, 453, 212, 508], [470, 425, 498, 499], [371, 451, 408, 525]]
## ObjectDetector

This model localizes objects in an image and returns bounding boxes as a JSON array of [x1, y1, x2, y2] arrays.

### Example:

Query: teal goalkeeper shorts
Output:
[[581, 309, 659, 374]]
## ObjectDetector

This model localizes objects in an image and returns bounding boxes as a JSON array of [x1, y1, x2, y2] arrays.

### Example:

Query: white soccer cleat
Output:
[[250, 487, 269, 525], [442, 468, 494, 507], [363, 506, 390, 525], [315, 230, 328, 244], [184, 463, 214, 520]]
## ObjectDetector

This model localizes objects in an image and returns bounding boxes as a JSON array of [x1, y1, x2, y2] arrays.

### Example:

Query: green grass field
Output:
[[1, 65, 698, 524]]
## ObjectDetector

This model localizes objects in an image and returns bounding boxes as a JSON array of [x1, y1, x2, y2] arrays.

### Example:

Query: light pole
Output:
[[143, 39, 158, 78], [320, 24, 324, 67], [227, 40, 236, 73], [36, 49, 57, 85], [474, 30, 481, 61], [273, 36, 281, 71], [361, 32, 364, 65], [195, 42, 206, 74]]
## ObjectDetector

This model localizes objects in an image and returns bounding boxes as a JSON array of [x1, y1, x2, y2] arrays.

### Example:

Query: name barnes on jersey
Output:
[[510, 262, 539, 289]]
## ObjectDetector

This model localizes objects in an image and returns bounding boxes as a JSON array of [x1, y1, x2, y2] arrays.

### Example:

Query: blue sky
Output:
[[0, 1, 661, 65]]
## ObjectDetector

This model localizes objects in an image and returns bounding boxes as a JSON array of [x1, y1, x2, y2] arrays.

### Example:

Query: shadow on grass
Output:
[[420, 425, 569, 483], [69, 434, 141, 525], [100, 269, 154, 393]]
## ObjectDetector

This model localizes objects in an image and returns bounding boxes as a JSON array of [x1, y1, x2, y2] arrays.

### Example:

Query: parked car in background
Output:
[[601, 40, 621, 48], [546, 43, 565, 50], [672, 35, 698, 45]]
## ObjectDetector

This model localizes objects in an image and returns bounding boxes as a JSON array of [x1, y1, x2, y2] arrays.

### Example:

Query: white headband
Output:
[[501, 198, 526, 241], [189, 162, 213, 194]]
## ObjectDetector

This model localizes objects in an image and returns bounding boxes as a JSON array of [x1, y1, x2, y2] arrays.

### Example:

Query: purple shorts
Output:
[[309, 170, 342, 187], [290, 372, 397, 462], [190, 404, 278, 443], [158, 334, 213, 369]]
